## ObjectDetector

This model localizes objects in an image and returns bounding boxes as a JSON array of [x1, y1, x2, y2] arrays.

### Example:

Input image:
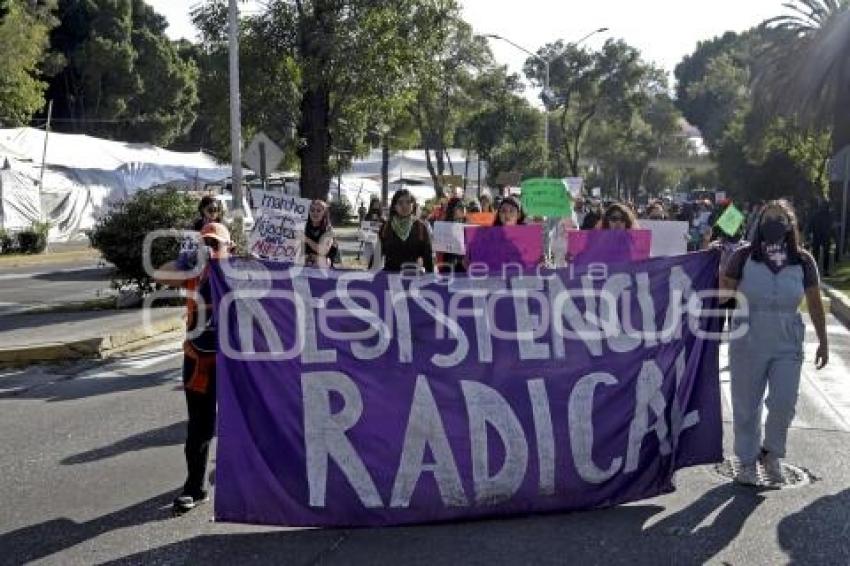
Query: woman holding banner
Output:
[[303, 200, 338, 268], [721, 200, 829, 486], [155, 222, 233, 515], [375, 189, 434, 273], [493, 195, 526, 227]]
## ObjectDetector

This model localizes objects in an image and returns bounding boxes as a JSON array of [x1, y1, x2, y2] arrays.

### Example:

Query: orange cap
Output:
[[200, 222, 231, 243]]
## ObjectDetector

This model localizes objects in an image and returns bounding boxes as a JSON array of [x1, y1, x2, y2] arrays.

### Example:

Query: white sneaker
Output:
[[760, 451, 784, 486], [733, 462, 759, 486]]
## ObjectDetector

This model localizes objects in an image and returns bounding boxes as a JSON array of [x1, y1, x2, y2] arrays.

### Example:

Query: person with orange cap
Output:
[[156, 222, 232, 514]]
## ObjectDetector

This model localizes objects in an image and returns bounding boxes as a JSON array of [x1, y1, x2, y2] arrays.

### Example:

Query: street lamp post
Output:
[[228, 0, 244, 222], [485, 28, 608, 177]]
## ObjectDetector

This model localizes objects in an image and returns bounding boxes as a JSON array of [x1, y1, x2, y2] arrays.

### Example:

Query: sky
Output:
[[149, 0, 788, 95]]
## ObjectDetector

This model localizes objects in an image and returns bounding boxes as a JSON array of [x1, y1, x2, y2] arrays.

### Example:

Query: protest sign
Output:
[[433, 221, 467, 255], [564, 177, 584, 199], [247, 213, 303, 261], [520, 178, 573, 218], [464, 224, 543, 270], [566, 229, 652, 266], [251, 191, 311, 218], [715, 204, 745, 237], [211, 252, 723, 527], [640, 221, 690, 257], [466, 212, 496, 226], [247, 192, 311, 261]]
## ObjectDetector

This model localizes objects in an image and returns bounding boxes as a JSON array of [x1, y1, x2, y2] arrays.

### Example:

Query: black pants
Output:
[[182, 354, 216, 497], [812, 238, 831, 275]]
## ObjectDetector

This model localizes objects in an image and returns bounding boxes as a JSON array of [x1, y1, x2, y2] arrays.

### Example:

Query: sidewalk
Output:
[[0, 307, 184, 366], [822, 284, 850, 331]]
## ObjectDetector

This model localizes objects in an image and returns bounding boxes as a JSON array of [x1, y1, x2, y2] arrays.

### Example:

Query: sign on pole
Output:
[[715, 204, 745, 237], [244, 133, 284, 187], [520, 178, 573, 218], [495, 171, 522, 187]]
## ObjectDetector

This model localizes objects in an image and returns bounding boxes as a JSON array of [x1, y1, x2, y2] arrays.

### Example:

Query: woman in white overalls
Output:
[[721, 200, 829, 486]]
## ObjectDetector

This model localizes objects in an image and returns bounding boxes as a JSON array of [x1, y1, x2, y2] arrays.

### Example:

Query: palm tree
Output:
[[753, 0, 850, 149]]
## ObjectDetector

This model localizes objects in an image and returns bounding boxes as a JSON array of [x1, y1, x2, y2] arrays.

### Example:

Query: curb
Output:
[[0, 314, 184, 367], [822, 283, 850, 330]]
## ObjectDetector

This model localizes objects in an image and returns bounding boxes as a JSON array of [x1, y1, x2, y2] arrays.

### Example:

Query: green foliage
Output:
[[0, 227, 13, 253], [46, 0, 198, 146], [329, 199, 353, 226], [0, 0, 57, 125], [15, 221, 50, 254], [89, 190, 197, 293], [753, 0, 850, 147], [524, 39, 655, 178]]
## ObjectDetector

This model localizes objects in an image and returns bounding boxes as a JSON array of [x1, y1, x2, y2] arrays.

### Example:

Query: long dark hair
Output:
[[444, 197, 466, 222], [601, 202, 637, 229], [388, 189, 415, 221], [493, 195, 526, 226], [750, 199, 804, 263]]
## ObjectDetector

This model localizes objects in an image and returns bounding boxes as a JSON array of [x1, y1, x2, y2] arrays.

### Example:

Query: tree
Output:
[[45, 0, 198, 146], [524, 39, 648, 178], [407, 1, 491, 197], [0, 0, 57, 126], [753, 0, 850, 149], [583, 67, 687, 200]]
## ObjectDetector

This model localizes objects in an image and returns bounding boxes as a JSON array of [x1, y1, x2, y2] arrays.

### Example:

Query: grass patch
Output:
[[823, 259, 850, 294]]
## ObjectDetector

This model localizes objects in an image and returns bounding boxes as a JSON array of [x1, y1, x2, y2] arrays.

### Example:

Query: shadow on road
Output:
[[778, 488, 850, 565], [92, 481, 765, 565], [31, 267, 113, 283], [61, 421, 186, 465], [0, 367, 179, 403], [0, 492, 176, 566]]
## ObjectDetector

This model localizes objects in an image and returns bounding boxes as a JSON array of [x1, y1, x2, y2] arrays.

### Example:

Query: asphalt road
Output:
[[0, 261, 115, 316], [1, 315, 849, 565]]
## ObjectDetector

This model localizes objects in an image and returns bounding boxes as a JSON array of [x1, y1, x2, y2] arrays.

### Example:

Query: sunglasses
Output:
[[203, 237, 222, 250], [205, 206, 221, 213], [607, 215, 626, 222]]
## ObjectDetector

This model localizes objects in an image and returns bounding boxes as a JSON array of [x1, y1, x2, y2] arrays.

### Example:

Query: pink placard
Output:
[[464, 224, 543, 270], [566, 229, 652, 266]]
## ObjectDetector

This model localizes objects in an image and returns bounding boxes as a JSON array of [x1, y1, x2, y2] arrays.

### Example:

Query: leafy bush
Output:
[[0, 228, 13, 254], [15, 221, 49, 254], [89, 190, 198, 293], [329, 199, 354, 226]]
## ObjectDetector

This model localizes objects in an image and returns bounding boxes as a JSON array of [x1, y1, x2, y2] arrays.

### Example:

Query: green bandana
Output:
[[390, 215, 414, 241]]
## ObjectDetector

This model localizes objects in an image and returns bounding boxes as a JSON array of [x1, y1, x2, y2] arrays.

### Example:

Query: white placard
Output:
[[247, 212, 305, 261], [432, 221, 467, 254], [563, 177, 584, 199], [640, 220, 690, 257], [251, 191, 311, 219]]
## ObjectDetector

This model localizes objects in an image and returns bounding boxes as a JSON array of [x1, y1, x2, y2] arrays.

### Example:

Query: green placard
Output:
[[520, 178, 573, 218], [715, 203, 745, 237]]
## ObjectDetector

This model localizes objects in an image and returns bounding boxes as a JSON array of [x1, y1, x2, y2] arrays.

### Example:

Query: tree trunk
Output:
[[463, 148, 470, 195], [298, 86, 331, 200], [381, 136, 390, 207]]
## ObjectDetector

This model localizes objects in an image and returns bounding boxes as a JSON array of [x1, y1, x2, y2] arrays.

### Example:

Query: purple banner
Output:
[[210, 252, 722, 527]]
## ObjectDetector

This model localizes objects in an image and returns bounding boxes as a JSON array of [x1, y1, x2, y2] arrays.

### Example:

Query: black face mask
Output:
[[760, 219, 789, 245]]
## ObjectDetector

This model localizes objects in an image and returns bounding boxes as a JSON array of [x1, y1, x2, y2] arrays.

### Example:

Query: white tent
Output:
[[0, 169, 41, 232], [345, 148, 488, 201], [0, 128, 231, 241]]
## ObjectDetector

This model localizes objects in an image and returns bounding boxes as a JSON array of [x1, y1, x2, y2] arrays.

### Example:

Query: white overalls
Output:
[[729, 258, 807, 465]]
